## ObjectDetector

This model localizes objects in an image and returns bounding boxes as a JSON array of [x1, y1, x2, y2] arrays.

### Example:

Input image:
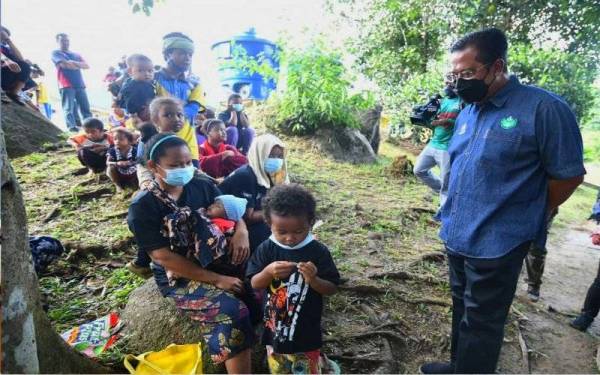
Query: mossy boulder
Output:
[[3, 99, 64, 158]]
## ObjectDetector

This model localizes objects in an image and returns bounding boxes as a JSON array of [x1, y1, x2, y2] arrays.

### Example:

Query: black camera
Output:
[[410, 94, 442, 126]]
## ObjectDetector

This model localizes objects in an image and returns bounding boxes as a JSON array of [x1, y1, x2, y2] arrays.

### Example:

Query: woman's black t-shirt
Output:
[[246, 239, 341, 354], [219, 164, 267, 210], [127, 177, 220, 295]]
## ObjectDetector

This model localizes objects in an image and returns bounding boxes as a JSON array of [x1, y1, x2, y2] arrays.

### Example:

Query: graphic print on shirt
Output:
[[265, 271, 310, 344]]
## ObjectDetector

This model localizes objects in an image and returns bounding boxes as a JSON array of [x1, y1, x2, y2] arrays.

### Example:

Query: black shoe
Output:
[[570, 314, 594, 331], [527, 285, 540, 302], [419, 361, 454, 374]]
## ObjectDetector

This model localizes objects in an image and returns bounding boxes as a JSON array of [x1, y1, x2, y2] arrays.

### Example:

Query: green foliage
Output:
[[128, 0, 160, 16], [223, 44, 279, 83], [510, 43, 597, 121], [332, 0, 600, 140], [454, 1, 600, 64], [273, 41, 375, 135]]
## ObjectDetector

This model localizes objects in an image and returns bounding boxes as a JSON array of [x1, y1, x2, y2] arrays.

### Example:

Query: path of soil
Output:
[[496, 221, 600, 373]]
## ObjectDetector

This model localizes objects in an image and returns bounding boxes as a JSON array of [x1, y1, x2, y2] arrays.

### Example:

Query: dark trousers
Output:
[[448, 242, 529, 373], [61, 87, 92, 130], [77, 148, 107, 173], [135, 247, 152, 268], [581, 258, 600, 318], [525, 243, 546, 288]]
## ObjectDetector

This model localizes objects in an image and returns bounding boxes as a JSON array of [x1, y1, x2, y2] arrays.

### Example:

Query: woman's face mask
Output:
[[264, 158, 283, 174], [232, 103, 244, 112], [158, 165, 195, 186]]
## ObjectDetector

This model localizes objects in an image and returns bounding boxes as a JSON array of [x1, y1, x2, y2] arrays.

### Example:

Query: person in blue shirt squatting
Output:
[[246, 183, 341, 374], [420, 28, 586, 374], [219, 134, 289, 254], [127, 133, 259, 374], [155, 32, 207, 166]]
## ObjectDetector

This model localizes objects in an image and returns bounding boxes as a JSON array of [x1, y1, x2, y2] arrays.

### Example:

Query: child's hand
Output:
[[297, 262, 317, 284], [221, 150, 235, 160], [117, 161, 129, 167], [267, 261, 297, 280]]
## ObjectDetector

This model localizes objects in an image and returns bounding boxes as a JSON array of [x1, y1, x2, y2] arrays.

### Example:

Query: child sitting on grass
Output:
[[106, 128, 138, 192], [68, 118, 113, 177], [246, 184, 341, 374]]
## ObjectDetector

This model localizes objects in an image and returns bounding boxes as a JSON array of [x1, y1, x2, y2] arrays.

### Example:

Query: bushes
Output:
[[510, 43, 597, 122], [271, 42, 374, 135]]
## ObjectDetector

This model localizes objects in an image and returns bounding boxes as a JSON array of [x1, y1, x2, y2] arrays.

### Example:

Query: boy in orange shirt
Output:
[[68, 118, 113, 176]]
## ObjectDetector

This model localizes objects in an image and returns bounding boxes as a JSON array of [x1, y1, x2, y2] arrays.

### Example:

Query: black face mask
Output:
[[444, 85, 457, 98], [455, 78, 489, 103]]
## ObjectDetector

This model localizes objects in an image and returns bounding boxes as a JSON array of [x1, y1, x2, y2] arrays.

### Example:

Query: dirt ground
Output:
[[494, 220, 600, 374], [13, 138, 600, 373]]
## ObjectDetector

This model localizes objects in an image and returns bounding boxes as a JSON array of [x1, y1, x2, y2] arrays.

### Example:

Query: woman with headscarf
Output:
[[219, 134, 288, 252]]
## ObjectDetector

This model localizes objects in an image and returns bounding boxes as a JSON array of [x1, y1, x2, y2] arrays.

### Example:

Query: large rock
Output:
[[358, 106, 382, 155], [314, 126, 377, 164], [121, 280, 268, 373], [120, 280, 205, 354], [3, 99, 64, 158]]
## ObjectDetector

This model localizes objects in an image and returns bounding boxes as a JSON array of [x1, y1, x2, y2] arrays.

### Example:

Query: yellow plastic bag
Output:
[[124, 343, 203, 375]]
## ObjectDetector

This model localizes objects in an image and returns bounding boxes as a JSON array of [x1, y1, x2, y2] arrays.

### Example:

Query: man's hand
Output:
[[229, 227, 250, 265], [221, 150, 235, 160], [297, 262, 318, 284], [116, 161, 130, 167], [214, 275, 245, 294], [267, 261, 297, 280]]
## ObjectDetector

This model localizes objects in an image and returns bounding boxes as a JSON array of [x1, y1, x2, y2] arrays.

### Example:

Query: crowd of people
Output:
[[3, 22, 599, 374]]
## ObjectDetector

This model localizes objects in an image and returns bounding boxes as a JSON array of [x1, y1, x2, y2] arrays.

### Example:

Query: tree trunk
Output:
[[1, 103, 107, 373]]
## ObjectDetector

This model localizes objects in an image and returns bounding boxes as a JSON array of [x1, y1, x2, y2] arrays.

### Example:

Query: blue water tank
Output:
[[211, 28, 279, 101]]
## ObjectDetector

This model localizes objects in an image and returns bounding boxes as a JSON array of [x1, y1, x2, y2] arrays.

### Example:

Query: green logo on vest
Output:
[[500, 116, 518, 130]]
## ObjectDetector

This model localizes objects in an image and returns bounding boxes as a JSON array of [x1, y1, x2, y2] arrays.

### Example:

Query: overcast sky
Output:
[[2, 0, 345, 109]]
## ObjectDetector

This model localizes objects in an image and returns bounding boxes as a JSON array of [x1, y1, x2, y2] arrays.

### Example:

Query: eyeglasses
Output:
[[445, 63, 491, 83]]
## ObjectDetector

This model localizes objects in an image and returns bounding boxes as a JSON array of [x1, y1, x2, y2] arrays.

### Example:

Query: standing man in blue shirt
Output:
[[420, 28, 585, 374], [51, 33, 92, 132]]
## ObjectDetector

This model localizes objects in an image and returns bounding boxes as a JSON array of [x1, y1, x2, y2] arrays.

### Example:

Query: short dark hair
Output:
[[56, 33, 68, 41], [82, 117, 104, 131], [264, 184, 317, 224], [451, 28, 508, 67], [138, 122, 159, 143], [228, 93, 242, 103], [113, 128, 134, 143], [144, 132, 188, 164], [149, 97, 183, 121], [203, 107, 216, 119], [126, 54, 153, 68], [204, 119, 225, 133]]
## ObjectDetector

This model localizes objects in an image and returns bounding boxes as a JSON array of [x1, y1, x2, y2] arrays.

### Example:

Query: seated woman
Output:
[[199, 119, 248, 180], [1, 27, 31, 105], [219, 134, 288, 253], [127, 133, 258, 373]]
